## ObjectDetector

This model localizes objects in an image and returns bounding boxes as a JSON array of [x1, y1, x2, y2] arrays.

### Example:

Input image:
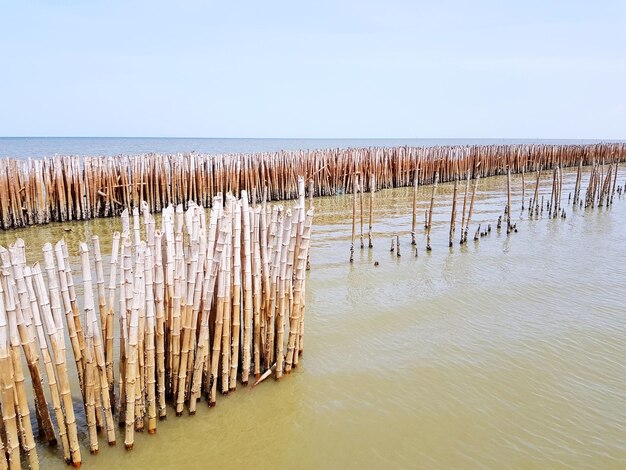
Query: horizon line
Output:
[[0, 136, 622, 141]]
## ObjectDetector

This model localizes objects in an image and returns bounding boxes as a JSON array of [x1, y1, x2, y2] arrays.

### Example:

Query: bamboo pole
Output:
[[241, 192, 253, 385], [349, 174, 357, 262], [1, 278, 39, 468], [25, 266, 71, 463], [411, 170, 418, 246], [426, 171, 438, 251], [464, 172, 480, 243], [7, 243, 56, 446], [0, 284, 20, 469], [449, 176, 458, 247], [32, 265, 81, 466], [368, 174, 375, 248]]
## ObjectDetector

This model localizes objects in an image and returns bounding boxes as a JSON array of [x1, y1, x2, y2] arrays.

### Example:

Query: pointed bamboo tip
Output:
[[90, 449, 98, 455], [241, 380, 249, 386], [125, 444, 134, 450], [48, 438, 58, 447], [176, 411, 183, 417], [108, 440, 116, 446], [72, 461, 82, 467], [148, 429, 157, 434], [159, 415, 167, 421]]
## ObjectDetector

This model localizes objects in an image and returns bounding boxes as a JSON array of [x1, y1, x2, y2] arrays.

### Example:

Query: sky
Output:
[[0, 1, 625, 139]]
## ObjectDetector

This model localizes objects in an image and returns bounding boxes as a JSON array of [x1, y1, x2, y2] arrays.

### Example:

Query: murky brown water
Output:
[[1, 169, 625, 469]]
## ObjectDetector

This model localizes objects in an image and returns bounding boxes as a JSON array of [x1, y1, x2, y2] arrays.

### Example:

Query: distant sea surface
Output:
[[0, 137, 610, 159]]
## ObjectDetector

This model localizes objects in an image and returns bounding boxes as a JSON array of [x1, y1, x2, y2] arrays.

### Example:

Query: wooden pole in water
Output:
[[285, 208, 314, 372], [209, 221, 229, 406], [25, 265, 71, 463], [368, 174, 375, 248], [573, 159, 582, 206], [153, 230, 166, 418], [449, 176, 458, 247], [459, 170, 470, 244], [0, 285, 21, 469], [359, 175, 364, 249], [426, 171, 438, 251], [350, 174, 357, 262], [241, 193, 253, 385], [506, 167, 512, 234], [125, 243, 144, 449], [229, 202, 242, 391], [106, 232, 120, 408], [80, 242, 116, 447], [464, 171, 480, 243], [411, 169, 418, 246], [143, 247, 157, 432], [33, 265, 81, 466], [7, 243, 56, 446], [2, 279, 39, 468], [532, 164, 542, 215]]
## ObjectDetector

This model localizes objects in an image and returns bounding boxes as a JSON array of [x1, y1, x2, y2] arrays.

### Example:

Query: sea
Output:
[[0, 137, 609, 159]]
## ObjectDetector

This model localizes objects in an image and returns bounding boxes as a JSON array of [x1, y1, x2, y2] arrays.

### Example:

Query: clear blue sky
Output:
[[1, 1, 624, 139]]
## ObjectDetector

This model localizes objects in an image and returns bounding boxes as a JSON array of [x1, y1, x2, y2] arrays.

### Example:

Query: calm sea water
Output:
[[0, 137, 606, 158], [1, 167, 624, 468]]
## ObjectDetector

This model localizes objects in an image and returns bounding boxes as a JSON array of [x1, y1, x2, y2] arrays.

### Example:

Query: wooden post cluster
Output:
[[0, 177, 314, 465], [0, 143, 625, 229]]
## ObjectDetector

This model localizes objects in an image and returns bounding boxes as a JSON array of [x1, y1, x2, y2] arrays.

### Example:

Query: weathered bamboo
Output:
[[464, 171, 480, 243], [506, 167, 512, 234], [449, 176, 458, 247], [7, 242, 56, 446], [229, 202, 242, 391], [125, 243, 144, 450], [411, 170, 418, 246], [459, 170, 470, 244], [426, 171, 438, 251], [2, 143, 624, 229], [368, 174, 375, 248], [349, 174, 357, 262], [241, 192, 253, 385], [32, 265, 81, 466], [0, 284, 21, 469], [25, 265, 71, 463], [80, 242, 116, 447], [106, 232, 120, 407], [1, 279, 39, 468]]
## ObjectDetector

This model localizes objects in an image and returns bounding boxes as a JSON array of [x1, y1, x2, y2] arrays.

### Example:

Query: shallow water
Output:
[[1, 168, 625, 469]]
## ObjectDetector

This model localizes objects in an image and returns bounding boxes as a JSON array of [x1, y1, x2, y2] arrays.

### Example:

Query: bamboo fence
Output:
[[0, 177, 314, 466], [0, 143, 624, 229]]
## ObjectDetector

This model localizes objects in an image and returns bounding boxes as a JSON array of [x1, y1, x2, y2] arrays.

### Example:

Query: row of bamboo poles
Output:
[[1, 143, 625, 229], [0, 177, 313, 467], [349, 159, 622, 258]]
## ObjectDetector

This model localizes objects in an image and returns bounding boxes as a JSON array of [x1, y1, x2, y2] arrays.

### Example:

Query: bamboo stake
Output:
[[368, 174, 375, 248], [426, 171, 438, 251], [449, 176, 458, 247]]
